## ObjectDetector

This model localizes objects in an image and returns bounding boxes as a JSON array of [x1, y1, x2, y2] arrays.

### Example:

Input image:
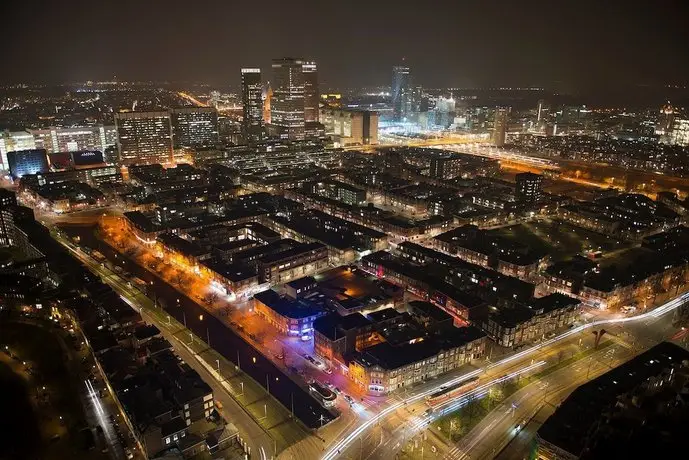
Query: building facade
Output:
[[115, 111, 173, 166], [29, 126, 117, 155], [7, 149, 49, 178], [319, 108, 378, 146], [0, 131, 37, 170], [302, 61, 319, 123], [493, 108, 508, 147], [515, 172, 543, 202], [170, 107, 219, 149], [270, 58, 305, 140], [241, 68, 264, 142], [391, 65, 412, 121]]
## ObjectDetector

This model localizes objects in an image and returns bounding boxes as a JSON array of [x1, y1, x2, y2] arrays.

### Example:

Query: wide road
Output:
[[323, 291, 689, 460], [53, 228, 331, 460], [444, 341, 633, 460], [60, 225, 336, 428]]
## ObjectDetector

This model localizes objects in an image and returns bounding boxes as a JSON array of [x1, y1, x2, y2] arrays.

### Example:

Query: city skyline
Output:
[[3, 2, 689, 459], [2, 0, 688, 92]]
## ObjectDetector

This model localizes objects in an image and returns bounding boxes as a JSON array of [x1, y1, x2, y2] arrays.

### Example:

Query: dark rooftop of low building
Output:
[[313, 312, 371, 341], [367, 307, 404, 323], [157, 233, 209, 258], [486, 305, 534, 328], [354, 324, 485, 370], [529, 292, 580, 314], [133, 324, 161, 342], [408, 300, 453, 323], [538, 342, 689, 458], [124, 210, 161, 233], [287, 276, 317, 290], [254, 289, 325, 320], [201, 258, 257, 283]]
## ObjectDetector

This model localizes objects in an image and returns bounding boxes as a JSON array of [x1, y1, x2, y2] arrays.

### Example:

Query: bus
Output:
[[425, 376, 479, 407]]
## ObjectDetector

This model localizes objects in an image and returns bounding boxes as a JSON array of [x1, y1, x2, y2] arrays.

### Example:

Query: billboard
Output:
[[71, 150, 104, 166]]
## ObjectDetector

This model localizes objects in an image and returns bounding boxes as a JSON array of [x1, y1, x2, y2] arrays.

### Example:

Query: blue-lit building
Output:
[[253, 289, 325, 337], [7, 149, 49, 178]]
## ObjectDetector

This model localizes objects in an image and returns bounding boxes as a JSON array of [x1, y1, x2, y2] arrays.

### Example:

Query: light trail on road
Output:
[[322, 292, 689, 459]]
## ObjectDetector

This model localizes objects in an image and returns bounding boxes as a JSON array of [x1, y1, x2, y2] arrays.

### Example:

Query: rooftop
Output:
[[254, 289, 325, 320], [538, 342, 689, 458]]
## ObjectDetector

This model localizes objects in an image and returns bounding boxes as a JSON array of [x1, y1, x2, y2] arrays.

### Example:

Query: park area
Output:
[[492, 219, 641, 265]]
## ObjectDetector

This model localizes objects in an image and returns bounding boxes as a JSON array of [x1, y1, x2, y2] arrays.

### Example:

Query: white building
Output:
[[0, 131, 37, 170], [319, 108, 378, 146]]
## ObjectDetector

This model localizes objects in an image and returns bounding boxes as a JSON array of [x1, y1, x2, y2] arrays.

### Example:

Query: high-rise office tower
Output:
[[391, 65, 411, 121], [302, 61, 319, 123], [656, 103, 676, 144], [241, 68, 264, 142], [669, 118, 689, 147], [270, 58, 305, 140], [493, 108, 508, 147], [537, 99, 549, 122], [263, 84, 272, 125], [114, 111, 173, 166], [170, 107, 219, 149]]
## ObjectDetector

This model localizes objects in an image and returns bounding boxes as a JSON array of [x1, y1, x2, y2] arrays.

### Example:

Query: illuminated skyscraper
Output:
[[241, 68, 264, 143], [656, 103, 676, 144], [391, 65, 411, 121], [537, 99, 549, 122], [493, 108, 508, 147], [270, 58, 305, 140], [114, 111, 173, 166], [669, 118, 689, 147], [302, 61, 319, 123], [263, 83, 272, 125], [170, 107, 219, 148]]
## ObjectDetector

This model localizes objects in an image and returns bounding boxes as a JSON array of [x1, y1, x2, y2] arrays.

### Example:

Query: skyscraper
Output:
[[391, 65, 411, 121], [263, 84, 272, 125], [241, 68, 264, 143], [537, 99, 549, 122], [302, 61, 319, 123], [656, 103, 676, 144], [114, 111, 173, 166], [170, 107, 219, 148], [669, 118, 689, 147], [270, 58, 305, 140], [493, 108, 508, 147]]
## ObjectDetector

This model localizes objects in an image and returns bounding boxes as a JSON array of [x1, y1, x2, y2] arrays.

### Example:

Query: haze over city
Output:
[[2, 0, 688, 93]]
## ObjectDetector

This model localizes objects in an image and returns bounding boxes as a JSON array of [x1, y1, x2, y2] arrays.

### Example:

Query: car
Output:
[[125, 448, 134, 459], [344, 394, 354, 404], [323, 367, 332, 374], [333, 387, 342, 394]]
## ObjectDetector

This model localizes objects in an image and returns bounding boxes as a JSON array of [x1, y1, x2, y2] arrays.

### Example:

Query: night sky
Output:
[[2, 0, 687, 91]]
